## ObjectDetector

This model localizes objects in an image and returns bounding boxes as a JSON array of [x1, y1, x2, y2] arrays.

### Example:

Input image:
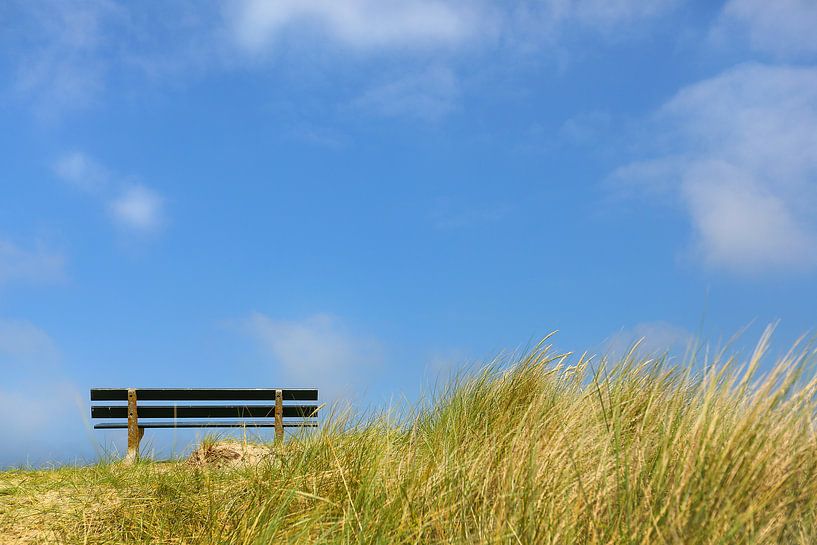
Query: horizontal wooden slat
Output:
[[91, 405, 319, 419], [94, 421, 318, 429], [90, 388, 318, 401]]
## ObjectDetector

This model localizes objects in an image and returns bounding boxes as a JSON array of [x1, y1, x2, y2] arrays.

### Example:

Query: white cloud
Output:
[[0, 239, 64, 287], [242, 313, 383, 400], [6, 1, 680, 121], [108, 185, 164, 233], [603, 321, 693, 360], [612, 63, 817, 274], [53, 152, 166, 234], [717, 0, 817, 58], [244, 0, 676, 121], [228, 0, 678, 56], [52, 151, 110, 193], [229, 0, 475, 53], [353, 66, 460, 121], [680, 165, 816, 270]]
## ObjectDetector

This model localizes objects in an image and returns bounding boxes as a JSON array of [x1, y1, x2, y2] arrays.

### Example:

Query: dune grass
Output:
[[2, 330, 817, 544]]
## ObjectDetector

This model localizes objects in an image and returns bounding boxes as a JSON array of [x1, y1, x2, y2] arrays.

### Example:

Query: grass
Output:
[[2, 330, 817, 544]]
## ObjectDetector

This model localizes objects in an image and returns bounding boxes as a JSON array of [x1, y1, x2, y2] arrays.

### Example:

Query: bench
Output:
[[90, 388, 319, 461]]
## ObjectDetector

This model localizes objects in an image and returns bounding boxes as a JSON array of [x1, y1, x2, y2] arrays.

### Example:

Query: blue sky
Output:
[[1, 0, 816, 466]]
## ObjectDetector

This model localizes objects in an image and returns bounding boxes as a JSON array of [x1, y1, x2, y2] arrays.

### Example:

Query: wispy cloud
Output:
[[5, 0, 221, 118], [228, 0, 476, 53], [611, 63, 817, 275], [108, 185, 164, 233], [53, 151, 111, 193], [424, 348, 471, 382], [226, 0, 680, 122], [603, 321, 694, 360], [0, 319, 87, 467], [0, 319, 60, 366], [569, 0, 679, 29], [353, 66, 460, 122], [715, 0, 817, 58], [559, 111, 614, 147], [227, 0, 679, 56], [0, 382, 88, 467], [5, 1, 682, 121], [53, 151, 165, 234], [10, 0, 123, 115], [0, 238, 65, 287], [514, 0, 679, 36], [241, 312, 383, 400]]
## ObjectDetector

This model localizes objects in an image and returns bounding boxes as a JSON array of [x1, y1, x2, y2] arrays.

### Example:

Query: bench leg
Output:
[[275, 388, 283, 443], [125, 388, 141, 463]]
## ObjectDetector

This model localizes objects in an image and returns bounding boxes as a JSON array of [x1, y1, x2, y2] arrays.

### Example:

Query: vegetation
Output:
[[2, 330, 817, 544]]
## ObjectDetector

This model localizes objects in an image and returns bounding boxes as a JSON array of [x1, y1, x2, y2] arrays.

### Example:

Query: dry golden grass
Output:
[[2, 329, 817, 544]]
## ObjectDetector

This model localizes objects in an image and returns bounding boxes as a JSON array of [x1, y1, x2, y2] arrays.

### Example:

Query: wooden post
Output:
[[126, 388, 140, 463], [274, 388, 283, 443]]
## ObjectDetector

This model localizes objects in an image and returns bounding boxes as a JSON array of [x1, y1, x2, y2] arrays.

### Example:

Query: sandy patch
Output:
[[187, 440, 275, 469]]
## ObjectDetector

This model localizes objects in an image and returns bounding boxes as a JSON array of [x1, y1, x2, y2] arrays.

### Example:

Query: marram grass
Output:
[[3, 331, 817, 544]]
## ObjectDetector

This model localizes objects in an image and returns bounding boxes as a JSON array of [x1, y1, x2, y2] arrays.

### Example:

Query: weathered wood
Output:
[[275, 389, 283, 442], [91, 388, 318, 401], [126, 388, 140, 463], [92, 405, 318, 419]]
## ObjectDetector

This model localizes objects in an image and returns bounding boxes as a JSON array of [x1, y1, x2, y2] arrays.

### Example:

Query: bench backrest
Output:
[[90, 388, 319, 429]]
